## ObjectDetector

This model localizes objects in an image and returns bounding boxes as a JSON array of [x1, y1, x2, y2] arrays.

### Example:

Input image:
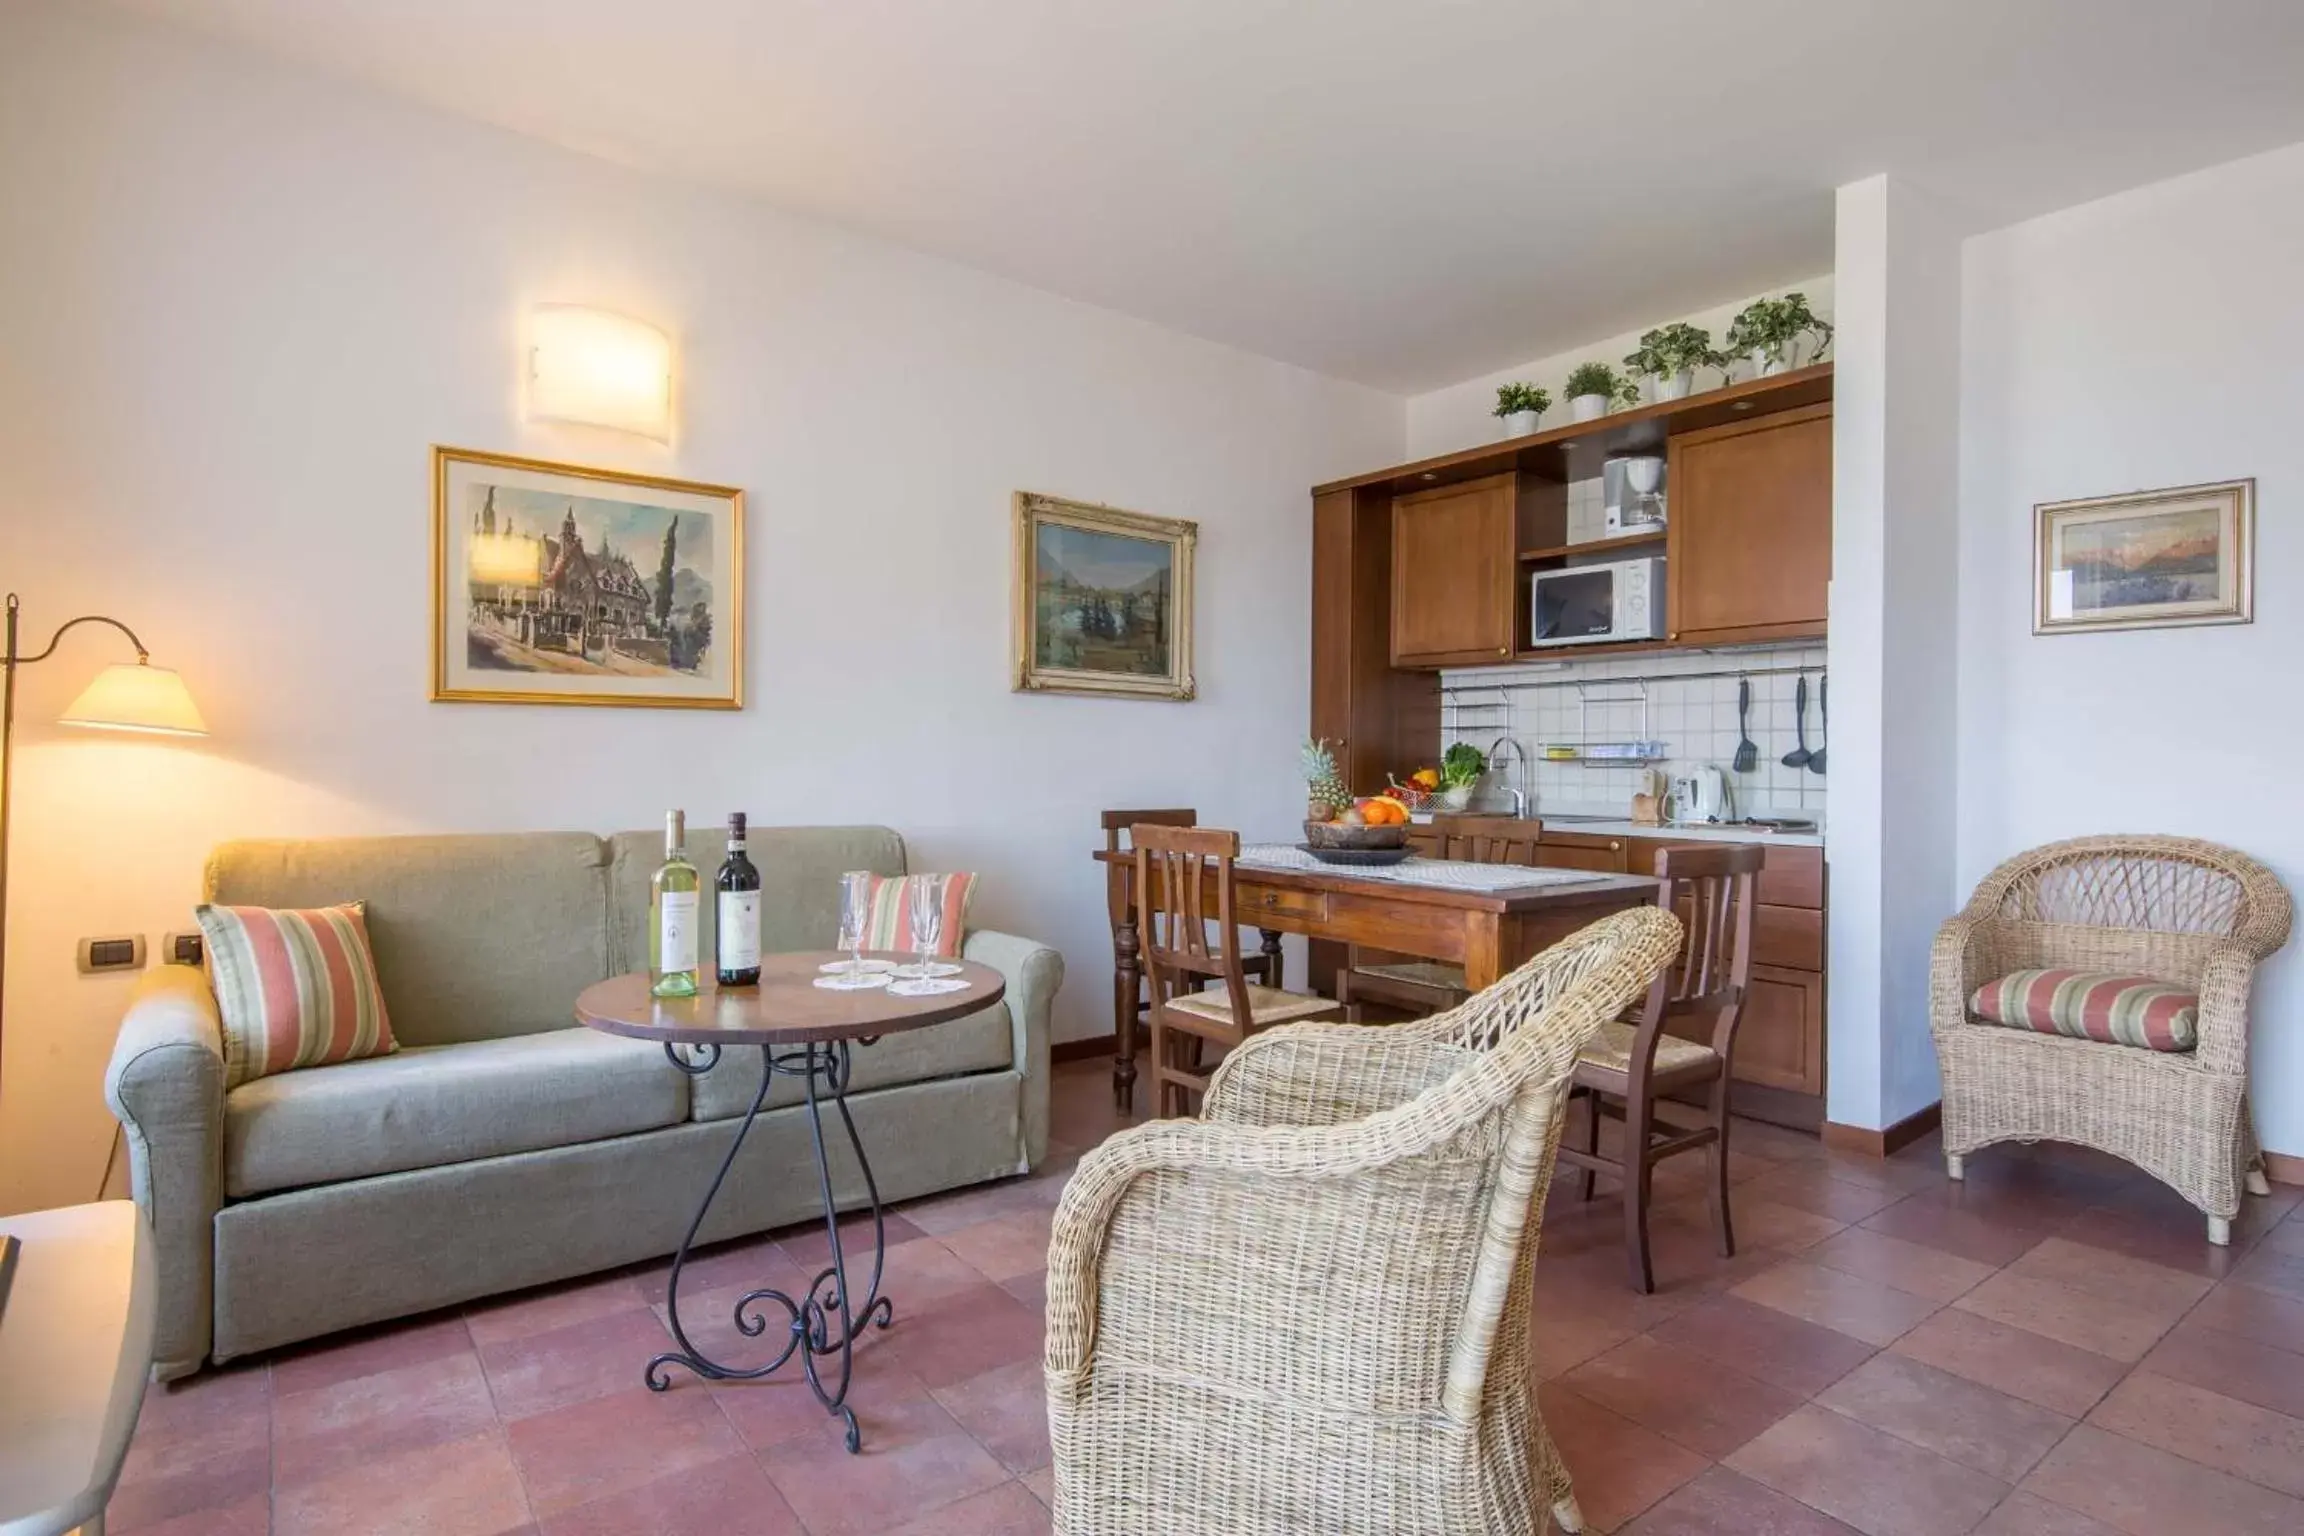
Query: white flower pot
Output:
[[1653, 370, 1693, 402], [1568, 393, 1610, 423], [1751, 346, 1789, 378], [1500, 409, 1542, 437]]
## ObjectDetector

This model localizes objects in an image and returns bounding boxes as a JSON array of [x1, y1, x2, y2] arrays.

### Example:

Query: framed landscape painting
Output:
[[432, 446, 743, 707], [1012, 491, 1196, 701], [2034, 478, 2253, 635]]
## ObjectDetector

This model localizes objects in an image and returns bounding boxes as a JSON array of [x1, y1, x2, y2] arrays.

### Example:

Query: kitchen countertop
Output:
[[1430, 811, 1825, 849]]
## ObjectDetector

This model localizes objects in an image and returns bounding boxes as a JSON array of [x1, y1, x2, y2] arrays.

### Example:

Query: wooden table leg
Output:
[[1462, 915, 1505, 992], [1113, 915, 1140, 1109], [1258, 928, 1284, 991]]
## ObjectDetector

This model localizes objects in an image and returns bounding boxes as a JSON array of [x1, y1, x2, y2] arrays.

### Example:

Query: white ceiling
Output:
[[110, 0, 2304, 392]]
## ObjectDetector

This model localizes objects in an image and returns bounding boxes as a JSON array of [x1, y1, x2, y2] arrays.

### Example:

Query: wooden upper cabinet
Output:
[[1391, 472, 1519, 667], [1665, 402, 1832, 646]]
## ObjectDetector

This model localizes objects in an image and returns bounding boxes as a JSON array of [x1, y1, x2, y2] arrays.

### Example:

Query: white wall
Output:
[[1959, 139, 2304, 1157], [1404, 278, 1835, 461], [0, 0, 1402, 1212]]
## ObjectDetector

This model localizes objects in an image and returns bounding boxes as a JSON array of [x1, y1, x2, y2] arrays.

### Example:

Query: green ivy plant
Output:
[[1564, 361, 1639, 406], [1724, 292, 1833, 370], [1623, 322, 1726, 381], [1492, 382, 1551, 419]]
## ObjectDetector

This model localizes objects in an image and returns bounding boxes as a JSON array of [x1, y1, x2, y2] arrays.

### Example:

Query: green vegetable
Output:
[[1441, 741, 1486, 789]]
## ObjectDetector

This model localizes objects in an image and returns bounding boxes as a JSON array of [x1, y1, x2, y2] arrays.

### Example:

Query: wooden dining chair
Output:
[[1134, 824, 1343, 1117], [1336, 815, 1544, 1019], [1102, 808, 1272, 1017], [1557, 842, 1762, 1292]]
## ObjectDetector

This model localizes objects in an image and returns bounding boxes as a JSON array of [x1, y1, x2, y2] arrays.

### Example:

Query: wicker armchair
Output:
[[1045, 906, 1683, 1536], [1932, 835, 2293, 1245]]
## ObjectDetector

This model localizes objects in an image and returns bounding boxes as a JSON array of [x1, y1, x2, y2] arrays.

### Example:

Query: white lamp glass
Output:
[[58, 663, 209, 736], [528, 305, 674, 440]]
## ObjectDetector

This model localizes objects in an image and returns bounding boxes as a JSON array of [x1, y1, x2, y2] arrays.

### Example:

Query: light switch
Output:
[[78, 935, 148, 974]]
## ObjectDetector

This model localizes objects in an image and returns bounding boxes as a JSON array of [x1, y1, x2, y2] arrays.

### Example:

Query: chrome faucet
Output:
[[1486, 736, 1529, 818]]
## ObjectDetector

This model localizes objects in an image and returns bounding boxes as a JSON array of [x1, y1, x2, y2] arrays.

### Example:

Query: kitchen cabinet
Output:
[[1737, 966, 1826, 1097], [1312, 487, 1436, 797], [1533, 830, 1631, 874], [1665, 401, 1832, 647], [1390, 473, 1520, 667]]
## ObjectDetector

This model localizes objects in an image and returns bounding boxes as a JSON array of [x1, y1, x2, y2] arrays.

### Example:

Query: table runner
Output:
[[1237, 844, 1622, 893]]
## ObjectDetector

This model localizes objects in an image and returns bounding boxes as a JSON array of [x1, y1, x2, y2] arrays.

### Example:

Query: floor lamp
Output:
[[1, 591, 207, 1306]]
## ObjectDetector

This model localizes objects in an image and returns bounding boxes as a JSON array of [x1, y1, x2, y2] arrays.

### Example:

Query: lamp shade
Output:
[[58, 663, 208, 736], [528, 305, 673, 439]]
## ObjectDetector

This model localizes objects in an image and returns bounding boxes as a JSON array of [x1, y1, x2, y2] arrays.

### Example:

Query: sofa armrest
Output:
[[962, 928, 1064, 1169], [103, 965, 226, 1380]]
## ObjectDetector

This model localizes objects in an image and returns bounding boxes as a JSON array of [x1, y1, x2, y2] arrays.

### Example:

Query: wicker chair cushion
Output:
[[1970, 969, 2198, 1052], [1165, 984, 1341, 1028], [1576, 1020, 1718, 1077]]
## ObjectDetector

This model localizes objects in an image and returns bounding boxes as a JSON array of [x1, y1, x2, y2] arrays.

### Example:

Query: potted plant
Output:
[[1724, 291, 1833, 377], [1564, 362, 1639, 423], [1623, 322, 1725, 402], [1492, 382, 1550, 438]]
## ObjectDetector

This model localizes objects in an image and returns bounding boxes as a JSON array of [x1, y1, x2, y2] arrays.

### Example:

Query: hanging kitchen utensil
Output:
[[1781, 676, 1812, 770], [1808, 675, 1827, 775], [1733, 679, 1759, 773]]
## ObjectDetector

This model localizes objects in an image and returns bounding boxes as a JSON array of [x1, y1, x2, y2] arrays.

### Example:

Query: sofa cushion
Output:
[[225, 1027, 689, 1197], [606, 825, 906, 976], [198, 901, 398, 1087], [207, 833, 612, 1047], [1969, 969, 2199, 1052], [690, 1000, 1015, 1121], [863, 872, 978, 956]]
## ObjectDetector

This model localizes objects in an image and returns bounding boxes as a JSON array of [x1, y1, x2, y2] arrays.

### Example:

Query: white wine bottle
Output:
[[650, 809, 701, 998]]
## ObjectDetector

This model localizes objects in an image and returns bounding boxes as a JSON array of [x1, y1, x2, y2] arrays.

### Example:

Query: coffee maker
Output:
[[1603, 454, 1667, 536]]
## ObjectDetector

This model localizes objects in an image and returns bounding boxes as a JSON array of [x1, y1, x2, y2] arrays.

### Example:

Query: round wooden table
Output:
[[575, 951, 1004, 1453]]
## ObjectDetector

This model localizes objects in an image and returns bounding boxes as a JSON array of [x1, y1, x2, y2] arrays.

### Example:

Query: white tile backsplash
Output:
[[1438, 641, 1829, 823]]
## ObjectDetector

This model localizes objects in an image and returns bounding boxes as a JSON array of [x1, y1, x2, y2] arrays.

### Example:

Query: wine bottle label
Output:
[[659, 891, 699, 971], [718, 891, 761, 969]]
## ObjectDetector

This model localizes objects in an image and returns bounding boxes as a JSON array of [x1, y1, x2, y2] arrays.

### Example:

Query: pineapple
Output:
[[1300, 738, 1351, 821]]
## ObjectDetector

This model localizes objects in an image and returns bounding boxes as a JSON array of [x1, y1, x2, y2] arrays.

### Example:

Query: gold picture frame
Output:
[[1012, 491, 1196, 701], [2034, 478, 2253, 636], [432, 446, 744, 708]]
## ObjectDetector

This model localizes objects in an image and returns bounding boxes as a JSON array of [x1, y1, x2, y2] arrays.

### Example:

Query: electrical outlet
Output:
[[78, 935, 148, 974], [163, 931, 204, 966]]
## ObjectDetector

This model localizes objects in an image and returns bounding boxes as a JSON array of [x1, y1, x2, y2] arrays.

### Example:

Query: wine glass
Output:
[[821, 870, 886, 990], [905, 874, 946, 980]]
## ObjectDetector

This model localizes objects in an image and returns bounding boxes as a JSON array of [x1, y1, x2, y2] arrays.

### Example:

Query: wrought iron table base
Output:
[[646, 1038, 893, 1453]]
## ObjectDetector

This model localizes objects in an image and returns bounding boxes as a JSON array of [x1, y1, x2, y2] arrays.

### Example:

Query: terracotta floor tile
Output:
[[1815, 1353, 2074, 1482], [2005, 1236, 2212, 1317], [130, 1362, 271, 1441], [1537, 1381, 1710, 1533], [901, 1174, 1065, 1238], [2186, 1279, 2304, 1352], [1561, 1334, 1804, 1458], [1726, 1404, 2010, 1536], [1647, 1294, 1877, 1397], [873, 1480, 1052, 1535], [2228, 1242, 2304, 1302], [775, 1209, 927, 1273], [1621, 1466, 1862, 1535], [1530, 1291, 1641, 1381], [273, 1351, 500, 1489], [1970, 1491, 2122, 1535], [533, 1452, 804, 1536], [1714, 1197, 1851, 1254], [113, 1495, 272, 1536], [2137, 1316, 2304, 1419], [1020, 1465, 1055, 1507], [1861, 1198, 2060, 1269], [1951, 1271, 2177, 1363], [480, 1304, 685, 1421], [935, 1208, 1056, 1284], [2021, 1423, 2304, 1535], [2086, 1371, 2304, 1498], [107, 1448, 272, 1536], [268, 1312, 476, 1397], [756, 1389, 1008, 1536], [633, 1234, 799, 1306], [1889, 1308, 2126, 1418], [505, 1385, 743, 1518], [711, 1344, 931, 1454], [111, 1390, 270, 1534], [1738, 1164, 1914, 1224], [931, 1358, 1050, 1474], [1733, 1260, 1943, 1347], [465, 1270, 650, 1349], [999, 1269, 1048, 1311], [879, 1281, 1044, 1390], [873, 1236, 996, 1307], [1805, 1227, 1995, 1304], [2051, 1205, 2246, 1281], [273, 1427, 530, 1536]]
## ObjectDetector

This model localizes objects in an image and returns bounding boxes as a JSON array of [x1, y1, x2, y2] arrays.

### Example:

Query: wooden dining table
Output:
[[1094, 843, 1659, 1107]]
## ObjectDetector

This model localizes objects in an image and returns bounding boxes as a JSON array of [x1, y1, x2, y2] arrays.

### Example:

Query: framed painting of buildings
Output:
[[1011, 491, 1196, 701], [2034, 478, 2253, 635], [432, 446, 743, 708]]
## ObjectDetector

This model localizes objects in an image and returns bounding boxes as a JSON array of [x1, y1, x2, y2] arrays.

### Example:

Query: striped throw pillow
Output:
[[197, 902, 398, 1087], [862, 873, 978, 957], [1969, 969, 2198, 1052]]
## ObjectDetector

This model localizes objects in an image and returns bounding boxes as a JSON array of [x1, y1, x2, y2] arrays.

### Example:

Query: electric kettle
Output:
[[1668, 766, 1732, 824]]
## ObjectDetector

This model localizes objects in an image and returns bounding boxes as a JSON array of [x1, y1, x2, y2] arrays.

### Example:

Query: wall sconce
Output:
[[526, 305, 674, 441]]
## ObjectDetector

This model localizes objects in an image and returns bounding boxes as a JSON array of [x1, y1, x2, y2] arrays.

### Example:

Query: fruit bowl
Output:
[[1303, 820, 1410, 851]]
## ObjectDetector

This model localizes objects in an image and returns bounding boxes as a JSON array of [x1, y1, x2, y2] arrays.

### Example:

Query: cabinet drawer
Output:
[[1734, 964, 1825, 1096], [1537, 833, 1631, 874], [1756, 845, 1824, 909], [1754, 903, 1824, 972], [1240, 884, 1330, 924]]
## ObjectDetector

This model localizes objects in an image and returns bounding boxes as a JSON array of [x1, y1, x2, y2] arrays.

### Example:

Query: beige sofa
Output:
[[103, 825, 1062, 1380]]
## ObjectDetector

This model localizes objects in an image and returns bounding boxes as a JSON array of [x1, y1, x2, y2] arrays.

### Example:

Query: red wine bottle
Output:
[[715, 813, 762, 986]]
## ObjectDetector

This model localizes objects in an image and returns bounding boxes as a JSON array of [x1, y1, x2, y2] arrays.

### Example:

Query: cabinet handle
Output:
[[1608, 841, 1622, 851]]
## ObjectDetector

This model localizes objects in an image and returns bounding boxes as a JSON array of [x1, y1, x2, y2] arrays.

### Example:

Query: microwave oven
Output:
[[1529, 556, 1666, 648]]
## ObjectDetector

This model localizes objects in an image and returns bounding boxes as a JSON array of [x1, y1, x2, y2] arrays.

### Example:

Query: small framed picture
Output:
[[1012, 491, 1196, 701], [432, 447, 743, 708], [2034, 479, 2254, 635]]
